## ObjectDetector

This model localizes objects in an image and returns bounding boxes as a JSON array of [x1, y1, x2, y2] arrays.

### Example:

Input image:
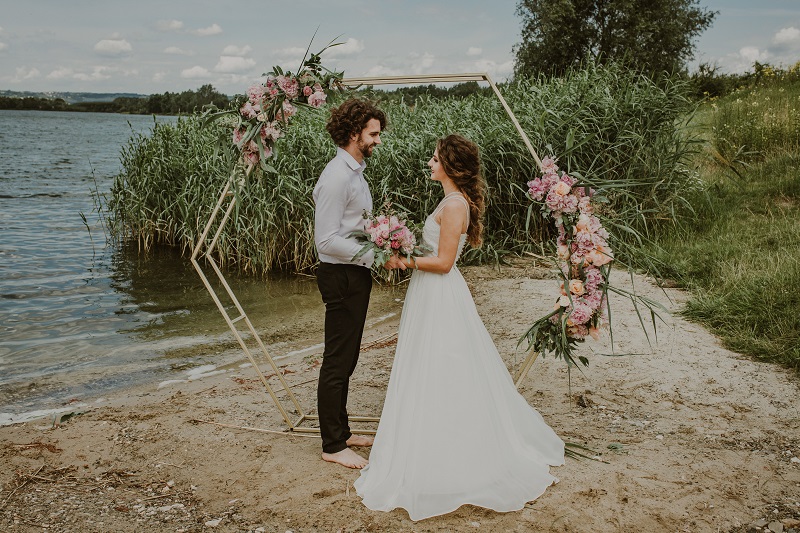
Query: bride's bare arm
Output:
[[404, 201, 466, 274]]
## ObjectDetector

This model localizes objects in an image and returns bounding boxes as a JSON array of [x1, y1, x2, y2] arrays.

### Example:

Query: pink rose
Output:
[[569, 279, 585, 296], [553, 181, 572, 196], [303, 85, 313, 97]]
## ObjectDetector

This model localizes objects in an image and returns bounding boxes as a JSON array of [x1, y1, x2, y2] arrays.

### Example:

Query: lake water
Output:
[[0, 110, 401, 422]]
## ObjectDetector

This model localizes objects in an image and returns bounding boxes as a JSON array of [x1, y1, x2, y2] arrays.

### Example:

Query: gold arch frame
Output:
[[190, 72, 544, 436]]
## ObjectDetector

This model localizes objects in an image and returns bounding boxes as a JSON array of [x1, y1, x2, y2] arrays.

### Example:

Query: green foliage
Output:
[[641, 79, 800, 370], [513, 0, 716, 78], [705, 68, 800, 162], [688, 59, 800, 100], [108, 62, 699, 276]]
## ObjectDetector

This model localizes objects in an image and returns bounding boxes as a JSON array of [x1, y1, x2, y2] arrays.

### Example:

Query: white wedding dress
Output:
[[354, 193, 564, 521]]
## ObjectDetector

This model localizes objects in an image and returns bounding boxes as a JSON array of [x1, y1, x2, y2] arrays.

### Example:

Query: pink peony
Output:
[[527, 178, 547, 201], [277, 75, 299, 98], [308, 90, 327, 108], [232, 127, 245, 146], [247, 84, 266, 105], [261, 121, 283, 142], [303, 85, 313, 97], [541, 156, 559, 174], [240, 101, 259, 119], [567, 301, 593, 326]]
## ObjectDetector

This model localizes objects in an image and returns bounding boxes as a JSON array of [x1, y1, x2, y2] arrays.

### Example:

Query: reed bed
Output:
[[109, 63, 699, 274]]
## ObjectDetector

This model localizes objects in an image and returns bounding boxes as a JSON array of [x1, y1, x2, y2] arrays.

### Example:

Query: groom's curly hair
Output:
[[437, 134, 486, 248], [326, 98, 386, 147]]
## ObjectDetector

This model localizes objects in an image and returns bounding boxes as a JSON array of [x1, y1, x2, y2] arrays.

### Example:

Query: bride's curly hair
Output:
[[437, 134, 486, 248], [326, 98, 386, 147]]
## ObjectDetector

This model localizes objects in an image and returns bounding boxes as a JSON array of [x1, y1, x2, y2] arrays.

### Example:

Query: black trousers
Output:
[[316, 262, 372, 454]]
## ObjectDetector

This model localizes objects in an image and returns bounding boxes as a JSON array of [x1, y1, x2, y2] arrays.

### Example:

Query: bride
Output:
[[353, 134, 565, 521]]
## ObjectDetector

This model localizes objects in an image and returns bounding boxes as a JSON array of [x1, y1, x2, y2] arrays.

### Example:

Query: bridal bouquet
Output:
[[351, 203, 427, 269], [201, 37, 344, 173], [519, 157, 614, 367]]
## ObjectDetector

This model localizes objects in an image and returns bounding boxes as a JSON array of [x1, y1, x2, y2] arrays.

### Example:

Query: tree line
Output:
[[0, 84, 230, 115]]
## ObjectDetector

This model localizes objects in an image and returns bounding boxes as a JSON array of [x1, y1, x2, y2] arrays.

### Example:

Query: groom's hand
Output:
[[385, 255, 407, 270]]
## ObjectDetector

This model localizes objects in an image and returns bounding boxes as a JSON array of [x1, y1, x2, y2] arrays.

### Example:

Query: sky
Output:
[[1, 0, 799, 96]]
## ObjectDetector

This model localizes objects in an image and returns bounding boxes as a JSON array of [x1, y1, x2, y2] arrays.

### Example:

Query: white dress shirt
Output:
[[313, 147, 375, 267]]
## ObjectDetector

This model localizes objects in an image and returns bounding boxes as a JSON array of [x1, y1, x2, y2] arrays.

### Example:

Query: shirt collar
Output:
[[337, 147, 366, 173]]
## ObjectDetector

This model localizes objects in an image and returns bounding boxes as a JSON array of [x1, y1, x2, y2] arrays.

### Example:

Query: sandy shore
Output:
[[1, 259, 799, 532]]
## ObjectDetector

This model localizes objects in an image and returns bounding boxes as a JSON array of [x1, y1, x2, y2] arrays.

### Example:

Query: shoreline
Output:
[[2, 260, 799, 532]]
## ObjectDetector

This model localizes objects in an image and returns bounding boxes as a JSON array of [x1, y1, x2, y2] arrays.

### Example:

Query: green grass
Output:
[[643, 95, 800, 369]]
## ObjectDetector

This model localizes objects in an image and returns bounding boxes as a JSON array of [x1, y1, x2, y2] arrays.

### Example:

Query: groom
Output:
[[313, 98, 403, 469]]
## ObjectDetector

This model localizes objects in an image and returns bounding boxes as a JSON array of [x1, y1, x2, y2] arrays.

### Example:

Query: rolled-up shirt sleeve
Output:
[[314, 172, 364, 261]]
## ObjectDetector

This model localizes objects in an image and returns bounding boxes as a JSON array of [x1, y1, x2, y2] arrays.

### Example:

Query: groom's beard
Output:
[[358, 139, 375, 159]]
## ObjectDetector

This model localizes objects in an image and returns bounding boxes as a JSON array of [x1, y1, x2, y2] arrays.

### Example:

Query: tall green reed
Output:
[[109, 62, 699, 275]]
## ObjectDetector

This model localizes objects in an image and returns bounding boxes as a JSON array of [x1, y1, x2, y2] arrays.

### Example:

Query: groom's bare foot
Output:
[[322, 448, 368, 469], [346, 434, 374, 447]]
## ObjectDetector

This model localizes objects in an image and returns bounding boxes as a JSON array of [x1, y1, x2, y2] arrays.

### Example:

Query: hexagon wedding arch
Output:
[[190, 72, 545, 436]]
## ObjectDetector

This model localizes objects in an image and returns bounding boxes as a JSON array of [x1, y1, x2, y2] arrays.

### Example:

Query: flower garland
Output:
[[201, 41, 343, 173], [520, 156, 614, 367]]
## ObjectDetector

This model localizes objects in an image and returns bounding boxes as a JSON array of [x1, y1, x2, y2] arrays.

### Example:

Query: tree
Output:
[[513, 0, 717, 78]]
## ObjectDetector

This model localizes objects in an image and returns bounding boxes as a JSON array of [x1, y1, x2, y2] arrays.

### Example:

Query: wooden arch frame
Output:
[[190, 72, 544, 436]]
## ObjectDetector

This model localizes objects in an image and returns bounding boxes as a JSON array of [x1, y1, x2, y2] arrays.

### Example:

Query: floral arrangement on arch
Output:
[[201, 39, 344, 173], [519, 156, 615, 368]]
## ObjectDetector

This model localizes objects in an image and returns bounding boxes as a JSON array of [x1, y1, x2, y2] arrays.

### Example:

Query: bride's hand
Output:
[[384, 255, 407, 270]]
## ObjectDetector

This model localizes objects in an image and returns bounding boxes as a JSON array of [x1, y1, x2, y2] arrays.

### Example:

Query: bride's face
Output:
[[427, 149, 447, 182]]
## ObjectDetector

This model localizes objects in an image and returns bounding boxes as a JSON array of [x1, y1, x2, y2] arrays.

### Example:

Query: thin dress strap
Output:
[[432, 193, 470, 230]]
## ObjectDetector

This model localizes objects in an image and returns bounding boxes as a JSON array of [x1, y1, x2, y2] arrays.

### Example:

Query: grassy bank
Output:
[[644, 75, 800, 370]]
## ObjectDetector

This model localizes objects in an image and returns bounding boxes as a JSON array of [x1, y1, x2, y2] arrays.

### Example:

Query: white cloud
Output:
[[94, 39, 132, 56], [157, 19, 184, 32], [0, 42, 7, 52], [163, 46, 192, 55], [410, 52, 435, 72], [471, 59, 514, 80], [275, 46, 306, 56], [773, 27, 800, 47], [719, 46, 770, 73], [467, 47, 482, 57], [0, 26, 4, 34], [214, 55, 256, 73], [739, 46, 768, 63], [74, 70, 111, 81], [47, 67, 74, 80], [153, 72, 166, 82], [12, 67, 40, 82], [182, 66, 211, 79], [222, 44, 252, 56], [324, 38, 364, 58], [363, 64, 404, 77], [192, 24, 222, 36]]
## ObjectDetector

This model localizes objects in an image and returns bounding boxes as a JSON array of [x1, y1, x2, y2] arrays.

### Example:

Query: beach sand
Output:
[[1, 259, 799, 532]]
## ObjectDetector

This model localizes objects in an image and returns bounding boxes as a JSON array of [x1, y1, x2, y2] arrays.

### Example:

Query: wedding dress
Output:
[[354, 193, 564, 521]]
